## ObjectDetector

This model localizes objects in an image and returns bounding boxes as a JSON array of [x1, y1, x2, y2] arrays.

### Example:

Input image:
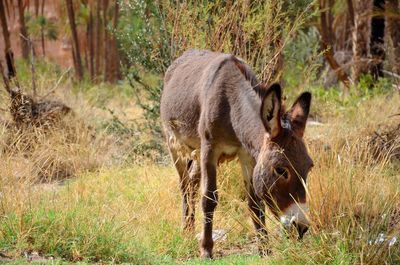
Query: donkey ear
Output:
[[286, 92, 311, 138], [260, 83, 282, 138]]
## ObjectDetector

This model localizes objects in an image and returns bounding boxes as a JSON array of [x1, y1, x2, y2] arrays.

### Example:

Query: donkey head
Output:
[[253, 84, 313, 239]]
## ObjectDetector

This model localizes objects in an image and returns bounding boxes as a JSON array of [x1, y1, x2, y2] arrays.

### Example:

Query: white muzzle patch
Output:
[[280, 203, 310, 228]]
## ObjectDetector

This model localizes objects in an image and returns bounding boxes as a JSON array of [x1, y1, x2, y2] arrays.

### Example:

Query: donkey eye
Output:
[[274, 167, 289, 179]]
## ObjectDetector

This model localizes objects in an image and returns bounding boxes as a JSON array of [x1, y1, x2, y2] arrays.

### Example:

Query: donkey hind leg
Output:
[[199, 142, 218, 259], [187, 158, 201, 228], [169, 147, 201, 231]]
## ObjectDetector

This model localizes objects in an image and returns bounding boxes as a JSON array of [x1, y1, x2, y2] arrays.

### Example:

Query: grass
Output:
[[0, 62, 399, 264]]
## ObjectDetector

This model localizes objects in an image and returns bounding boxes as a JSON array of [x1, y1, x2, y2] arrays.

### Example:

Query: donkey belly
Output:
[[160, 95, 201, 153]]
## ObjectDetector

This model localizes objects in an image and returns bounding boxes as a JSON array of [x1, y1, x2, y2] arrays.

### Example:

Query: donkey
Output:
[[160, 49, 313, 258]]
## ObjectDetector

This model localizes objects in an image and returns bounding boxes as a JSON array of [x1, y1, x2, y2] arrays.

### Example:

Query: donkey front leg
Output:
[[248, 190, 267, 236], [238, 151, 268, 254], [248, 190, 271, 255], [199, 141, 218, 259]]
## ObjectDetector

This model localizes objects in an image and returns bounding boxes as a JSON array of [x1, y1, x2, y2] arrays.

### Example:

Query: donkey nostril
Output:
[[294, 222, 309, 240]]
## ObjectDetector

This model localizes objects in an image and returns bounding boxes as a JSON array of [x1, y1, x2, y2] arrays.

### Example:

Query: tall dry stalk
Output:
[[161, 0, 313, 86]]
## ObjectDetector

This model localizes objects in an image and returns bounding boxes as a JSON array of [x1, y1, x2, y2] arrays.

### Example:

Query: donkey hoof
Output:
[[200, 249, 213, 259]]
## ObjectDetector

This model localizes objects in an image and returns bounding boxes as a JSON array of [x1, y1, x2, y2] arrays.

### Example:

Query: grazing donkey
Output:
[[160, 50, 313, 258]]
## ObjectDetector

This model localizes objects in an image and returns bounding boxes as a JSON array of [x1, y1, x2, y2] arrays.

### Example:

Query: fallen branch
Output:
[[382, 69, 400, 80], [1, 57, 71, 130]]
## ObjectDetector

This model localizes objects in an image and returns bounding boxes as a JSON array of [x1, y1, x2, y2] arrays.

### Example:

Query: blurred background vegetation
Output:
[[1, 0, 398, 144]]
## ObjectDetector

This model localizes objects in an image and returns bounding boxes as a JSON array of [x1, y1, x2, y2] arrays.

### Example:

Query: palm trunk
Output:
[[66, 0, 84, 80], [0, 0, 16, 78]]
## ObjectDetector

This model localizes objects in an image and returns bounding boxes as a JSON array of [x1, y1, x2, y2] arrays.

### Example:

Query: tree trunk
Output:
[[351, 0, 373, 83], [320, 0, 351, 89], [95, 1, 102, 79], [66, 0, 84, 80], [4, 0, 11, 18], [104, 1, 121, 83], [0, 0, 16, 78], [41, 0, 46, 56], [343, 0, 355, 51], [370, 0, 385, 79], [347, 0, 355, 28], [41, 0, 45, 17], [17, 0, 30, 60], [34, 0, 40, 16], [87, 6, 95, 80], [337, 13, 348, 51], [110, 1, 121, 81], [328, 0, 336, 46], [386, 0, 400, 74], [102, 0, 109, 82]]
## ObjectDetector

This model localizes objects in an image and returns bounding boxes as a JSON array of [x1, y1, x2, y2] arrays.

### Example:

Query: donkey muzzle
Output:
[[280, 202, 310, 239]]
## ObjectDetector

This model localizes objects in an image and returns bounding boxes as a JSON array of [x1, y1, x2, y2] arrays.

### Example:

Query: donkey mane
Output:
[[231, 56, 276, 101], [232, 56, 289, 127]]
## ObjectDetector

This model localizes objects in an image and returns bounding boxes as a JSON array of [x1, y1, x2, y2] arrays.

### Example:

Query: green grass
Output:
[[0, 151, 399, 264]]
